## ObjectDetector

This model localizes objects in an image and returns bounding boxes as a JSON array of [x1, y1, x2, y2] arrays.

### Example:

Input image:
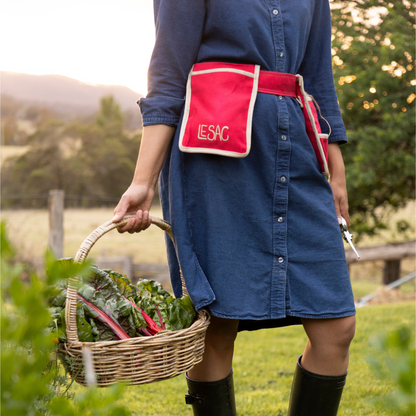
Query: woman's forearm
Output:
[[132, 124, 176, 189], [328, 142, 350, 225], [328, 142, 346, 181], [112, 124, 176, 229]]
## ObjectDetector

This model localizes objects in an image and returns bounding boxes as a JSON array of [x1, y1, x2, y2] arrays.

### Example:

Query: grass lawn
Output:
[[1, 207, 169, 264], [73, 301, 413, 416]]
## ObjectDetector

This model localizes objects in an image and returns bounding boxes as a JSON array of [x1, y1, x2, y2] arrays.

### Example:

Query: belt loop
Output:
[[295, 75, 304, 108]]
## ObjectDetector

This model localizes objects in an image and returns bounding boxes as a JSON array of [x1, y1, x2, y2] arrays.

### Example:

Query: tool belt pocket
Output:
[[296, 75, 330, 176], [179, 62, 260, 158]]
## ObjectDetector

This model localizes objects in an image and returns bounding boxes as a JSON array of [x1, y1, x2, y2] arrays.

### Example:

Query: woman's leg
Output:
[[301, 315, 356, 375], [185, 316, 239, 416], [188, 315, 240, 381], [287, 316, 356, 416]]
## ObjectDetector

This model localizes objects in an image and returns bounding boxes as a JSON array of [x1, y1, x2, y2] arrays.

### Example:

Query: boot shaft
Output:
[[288, 356, 347, 416], [185, 371, 237, 416]]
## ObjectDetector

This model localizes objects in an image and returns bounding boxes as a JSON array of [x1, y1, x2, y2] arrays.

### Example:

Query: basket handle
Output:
[[65, 215, 188, 344]]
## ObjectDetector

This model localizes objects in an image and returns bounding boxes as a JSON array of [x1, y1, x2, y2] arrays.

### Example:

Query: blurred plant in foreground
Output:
[[367, 325, 415, 416], [1, 221, 130, 415]]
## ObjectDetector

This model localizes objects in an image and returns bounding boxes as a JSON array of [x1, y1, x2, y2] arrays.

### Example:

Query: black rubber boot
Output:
[[287, 356, 347, 416], [185, 371, 237, 416]]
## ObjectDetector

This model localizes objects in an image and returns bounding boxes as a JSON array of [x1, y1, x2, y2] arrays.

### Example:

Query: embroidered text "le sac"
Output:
[[198, 124, 229, 141]]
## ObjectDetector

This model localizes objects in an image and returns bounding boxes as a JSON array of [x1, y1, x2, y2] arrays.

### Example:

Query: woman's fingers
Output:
[[116, 217, 135, 233], [333, 197, 342, 225], [116, 210, 152, 234], [127, 211, 146, 234], [112, 185, 155, 233], [339, 197, 350, 228], [112, 195, 131, 223], [330, 179, 350, 228], [333, 192, 350, 228]]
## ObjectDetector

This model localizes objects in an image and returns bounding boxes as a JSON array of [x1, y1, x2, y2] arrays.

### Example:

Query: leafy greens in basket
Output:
[[47, 260, 196, 342]]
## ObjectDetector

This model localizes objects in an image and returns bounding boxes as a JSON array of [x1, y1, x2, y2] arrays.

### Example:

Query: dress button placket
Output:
[[268, 0, 289, 320], [267, 0, 285, 72]]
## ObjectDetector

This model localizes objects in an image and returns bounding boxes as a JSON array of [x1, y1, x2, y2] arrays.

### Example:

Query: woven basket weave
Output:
[[61, 215, 210, 386]]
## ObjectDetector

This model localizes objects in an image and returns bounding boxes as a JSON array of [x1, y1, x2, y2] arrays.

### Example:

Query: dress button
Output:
[[278, 217, 284, 223], [278, 95, 283, 100], [273, 9, 279, 15], [280, 176, 287, 182], [278, 257, 284, 263], [279, 51, 284, 57], [281, 135, 287, 141]]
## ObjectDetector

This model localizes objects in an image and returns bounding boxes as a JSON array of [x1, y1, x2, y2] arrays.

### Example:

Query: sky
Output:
[[0, 0, 155, 95]]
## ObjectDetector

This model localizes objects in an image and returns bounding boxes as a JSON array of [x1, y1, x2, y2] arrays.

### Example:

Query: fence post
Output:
[[48, 190, 65, 258], [383, 259, 401, 285], [123, 256, 133, 278]]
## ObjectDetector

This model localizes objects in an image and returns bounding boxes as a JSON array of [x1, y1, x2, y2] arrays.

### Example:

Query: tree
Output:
[[73, 95, 140, 202], [1, 120, 75, 208], [331, 0, 415, 239], [1, 95, 27, 145], [95, 95, 124, 131], [1, 96, 141, 208]]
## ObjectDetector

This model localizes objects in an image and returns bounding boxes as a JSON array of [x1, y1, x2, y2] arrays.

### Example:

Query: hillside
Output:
[[1, 71, 143, 118]]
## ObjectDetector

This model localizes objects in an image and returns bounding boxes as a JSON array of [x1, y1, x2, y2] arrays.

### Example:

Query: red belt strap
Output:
[[258, 71, 298, 97]]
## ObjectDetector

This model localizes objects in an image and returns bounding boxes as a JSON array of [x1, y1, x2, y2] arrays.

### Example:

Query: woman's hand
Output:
[[328, 143, 350, 227], [112, 184, 154, 233]]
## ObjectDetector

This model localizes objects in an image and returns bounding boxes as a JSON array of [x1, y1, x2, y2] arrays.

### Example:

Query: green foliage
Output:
[[1, 221, 130, 415], [331, 0, 415, 239], [1, 96, 141, 209], [49, 267, 197, 341], [367, 326, 415, 415], [95, 95, 124, 132]]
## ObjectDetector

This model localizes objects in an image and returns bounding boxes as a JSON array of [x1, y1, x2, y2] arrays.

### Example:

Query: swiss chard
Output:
[[80, 266, 132, 324], [104, 269, 137, 300], [48, 282, 130, 341], [77, 293, 130, 340], [48, 261, 197, 342], [166, 295, 196, 331]]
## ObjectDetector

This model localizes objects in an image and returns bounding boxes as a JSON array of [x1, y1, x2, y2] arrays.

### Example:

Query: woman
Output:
[[112, 1, 356, 415]]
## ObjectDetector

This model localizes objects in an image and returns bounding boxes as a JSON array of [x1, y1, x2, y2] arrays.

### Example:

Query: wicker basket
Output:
[[61, 215, 210, 386]]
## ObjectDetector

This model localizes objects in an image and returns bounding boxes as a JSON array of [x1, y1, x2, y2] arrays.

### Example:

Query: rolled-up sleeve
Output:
[[138, 0, 206, 126], [297, 0, 347, 144]]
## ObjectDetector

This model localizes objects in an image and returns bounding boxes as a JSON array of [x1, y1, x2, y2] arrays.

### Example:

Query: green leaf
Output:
[[80, 267, 132, 323], [76, 302, 93, 342], [166, 296, 196, 331], [136, 278, 171, 299], [104, 269, 137, 300]]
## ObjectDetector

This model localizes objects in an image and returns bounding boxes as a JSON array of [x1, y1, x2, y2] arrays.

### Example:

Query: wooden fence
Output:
[[48, 189, 415, 286], [345, 241, 415, 284], [94, 256, 170, 285]]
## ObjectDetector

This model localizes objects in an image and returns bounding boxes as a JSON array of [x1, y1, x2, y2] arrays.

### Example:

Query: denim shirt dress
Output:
[[139, 0, 356, 330]]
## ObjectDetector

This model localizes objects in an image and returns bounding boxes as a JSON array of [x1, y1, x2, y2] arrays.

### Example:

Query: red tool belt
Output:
[[179, 62, 330, 176]]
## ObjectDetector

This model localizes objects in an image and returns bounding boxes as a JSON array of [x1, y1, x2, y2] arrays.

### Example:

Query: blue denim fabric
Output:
[[140, 0, 356, 330], [140, 0, 347, 143]]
